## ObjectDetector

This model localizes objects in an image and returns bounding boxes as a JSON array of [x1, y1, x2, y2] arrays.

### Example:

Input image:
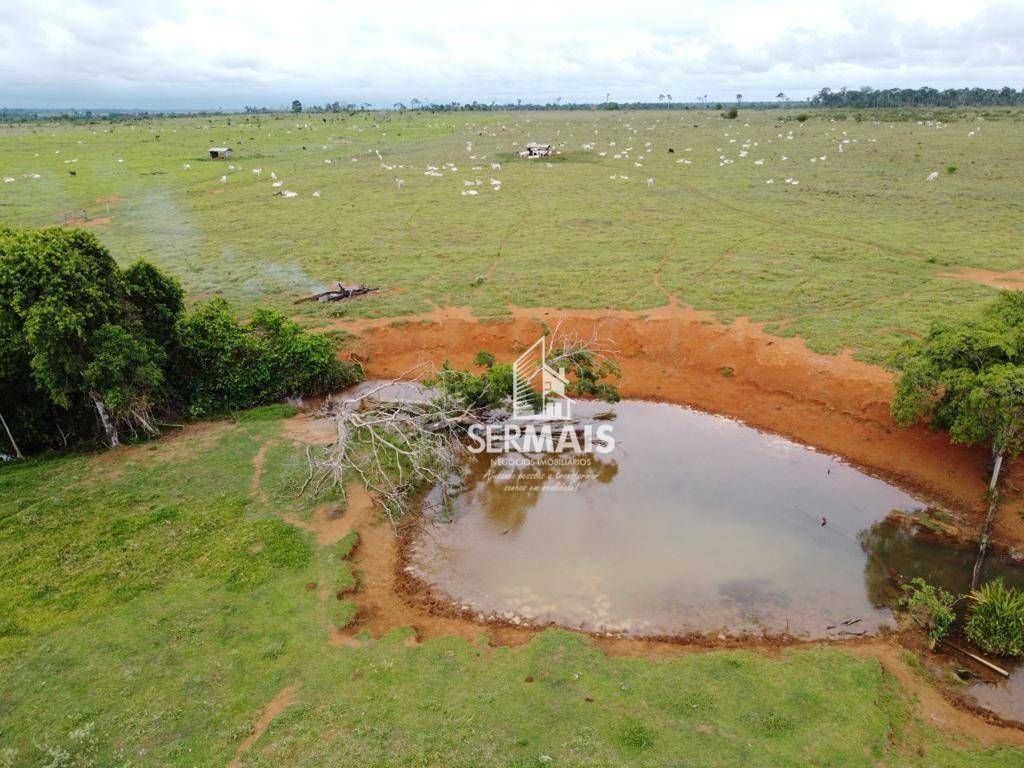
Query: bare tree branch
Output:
[[302, 325, 620, 528]]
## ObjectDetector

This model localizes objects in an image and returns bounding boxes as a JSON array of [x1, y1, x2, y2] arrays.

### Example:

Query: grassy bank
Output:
[[0, 407, 1020, 766]]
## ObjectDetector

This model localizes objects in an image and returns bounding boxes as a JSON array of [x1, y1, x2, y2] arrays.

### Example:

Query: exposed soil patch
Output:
[[847, 642, 1024, 747], [94, 195, 125, 205], [281, 412, 336, 445], [226, 684, 298, 768], [940, 268, 1024, 290], [284, 503, 353, 548], [79, 216, 112, 228], [250, 440, 272, 502], [327, 483, 532, 648]]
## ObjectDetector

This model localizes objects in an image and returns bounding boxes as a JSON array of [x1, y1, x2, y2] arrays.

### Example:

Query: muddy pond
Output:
[[407, 399, 1024, 718]]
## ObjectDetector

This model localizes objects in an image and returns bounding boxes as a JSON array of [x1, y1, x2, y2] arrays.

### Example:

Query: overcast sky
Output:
[[1, 0, 1022, 109]]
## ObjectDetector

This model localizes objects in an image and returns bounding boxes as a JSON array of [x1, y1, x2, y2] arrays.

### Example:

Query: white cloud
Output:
[[0, 0, 1021, 108]]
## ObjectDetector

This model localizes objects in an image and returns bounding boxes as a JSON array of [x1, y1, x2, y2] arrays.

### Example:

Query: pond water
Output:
[[406, 399, 1024, 720], [860, 522, 1024, 720], [411, 400, 937, 637]]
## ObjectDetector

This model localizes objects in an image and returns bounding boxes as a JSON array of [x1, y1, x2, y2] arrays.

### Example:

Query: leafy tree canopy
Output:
[[891, 292, 1024, 460], [0, 227, 361, 453]]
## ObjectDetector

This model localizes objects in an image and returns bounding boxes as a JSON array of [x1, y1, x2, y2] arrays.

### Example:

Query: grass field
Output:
[[3, 108, 1024, 765], [2, 108, 1022, 362], [1, 407, 1021, 767]]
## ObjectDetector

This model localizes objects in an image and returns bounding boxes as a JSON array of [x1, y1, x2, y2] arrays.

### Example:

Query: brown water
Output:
[[410, 400, 935, 638]]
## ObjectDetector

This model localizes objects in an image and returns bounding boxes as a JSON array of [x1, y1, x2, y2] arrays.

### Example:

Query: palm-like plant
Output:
[[966, 579, 1024, 657]]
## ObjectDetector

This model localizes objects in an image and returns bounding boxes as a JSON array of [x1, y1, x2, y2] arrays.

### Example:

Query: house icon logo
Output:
[[512, 336, 572, 420]]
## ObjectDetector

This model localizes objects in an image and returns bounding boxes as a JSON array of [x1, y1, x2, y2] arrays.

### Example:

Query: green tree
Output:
[[891, 292, 1024, 587], [83, 323, 165, 440], [2, 226, 359, 455], [122, 260, 183, 348], [0, 227, 177, 448], [173, 299, 360, 417], [291, 99, 302, 113]]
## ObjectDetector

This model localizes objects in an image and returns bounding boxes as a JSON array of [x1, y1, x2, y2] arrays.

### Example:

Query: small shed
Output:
[[519, 143, 552, 158], [208, 147, 233, 159]]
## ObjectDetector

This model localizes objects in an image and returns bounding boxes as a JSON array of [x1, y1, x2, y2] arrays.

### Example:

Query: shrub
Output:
[[722, 107, 738, 119], [900, 578, 957, 645], [248, 307, 360, 397], [795, 113, 810, 122], [173, 299, 268, 415], [617, 721, 653, 751], [947, 165, 957, 174], [174, 299, 362, 416], [122, 260, 184, 347], [430, 360, 516, 410], [965, 579, 1024, 657]]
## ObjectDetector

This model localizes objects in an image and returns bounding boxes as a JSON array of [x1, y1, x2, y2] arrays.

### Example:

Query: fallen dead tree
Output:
[[294, 283, 377, 304], [300, 322, 621, 527], [300, 368, 481, 528]]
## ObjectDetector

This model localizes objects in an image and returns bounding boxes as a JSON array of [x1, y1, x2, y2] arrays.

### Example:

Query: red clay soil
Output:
[[333, 303, 1023, 548], [227, 684, 298, 768], [326, 483, 533, 649]]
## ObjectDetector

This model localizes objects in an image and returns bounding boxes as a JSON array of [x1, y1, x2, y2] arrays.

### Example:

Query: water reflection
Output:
[[409, 400, 930, 638], [860, 520, 1024, 607], [435, 450, 619, 535], [860, 520, 1024, 722]]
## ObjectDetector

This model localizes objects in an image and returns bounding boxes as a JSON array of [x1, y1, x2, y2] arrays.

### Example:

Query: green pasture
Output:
[[2, 108, 1021, 362]]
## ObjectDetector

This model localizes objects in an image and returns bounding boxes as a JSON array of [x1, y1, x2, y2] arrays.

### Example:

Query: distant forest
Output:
[[268, 86, 1024, 114], [809, 86, 1024, 108], [4, 86, 1024, 122]]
